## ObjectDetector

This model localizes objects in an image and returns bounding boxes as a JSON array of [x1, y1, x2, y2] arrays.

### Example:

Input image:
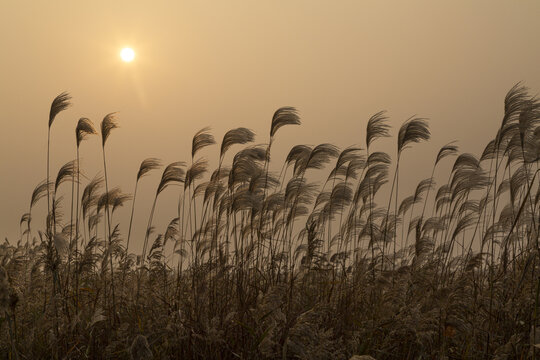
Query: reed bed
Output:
[[1, 84, 539, 359]]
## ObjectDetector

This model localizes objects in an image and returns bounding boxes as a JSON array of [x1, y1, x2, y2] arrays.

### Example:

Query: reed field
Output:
[[1, 84, 540, 359]]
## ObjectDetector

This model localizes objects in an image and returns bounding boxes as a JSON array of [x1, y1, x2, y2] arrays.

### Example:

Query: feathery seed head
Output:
[[49, 92, 72, 128], [55, 160, 79, 191], [157, 162, 186, 195], [192, 127, 216, 158], [76, 117, 97, 147], [270, 106, 300, 138], [137, 158, 162, 181], [220, 127, 255, 159], [30, 180, 53, 209], [435, 141, 459, 165], [397, 117, 430, 154], [366, 111, 390, 149], [100, 113, 118, 147]]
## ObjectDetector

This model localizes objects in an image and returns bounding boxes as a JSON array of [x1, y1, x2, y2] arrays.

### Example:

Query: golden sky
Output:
[[1, 1, 539, 248]]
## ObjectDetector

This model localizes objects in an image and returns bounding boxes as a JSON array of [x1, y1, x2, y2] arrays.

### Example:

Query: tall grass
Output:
[[1, 84, 539, 359]]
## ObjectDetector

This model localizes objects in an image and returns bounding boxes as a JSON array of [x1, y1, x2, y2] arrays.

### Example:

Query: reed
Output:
[[1, 84, 539, 359]]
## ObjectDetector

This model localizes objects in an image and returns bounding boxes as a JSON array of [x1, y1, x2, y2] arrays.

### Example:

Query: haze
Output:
[[0, 0, 539, 250]]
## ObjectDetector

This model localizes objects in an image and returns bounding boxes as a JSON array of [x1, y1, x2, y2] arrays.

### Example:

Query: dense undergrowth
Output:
[[1, 84, 540, 359]]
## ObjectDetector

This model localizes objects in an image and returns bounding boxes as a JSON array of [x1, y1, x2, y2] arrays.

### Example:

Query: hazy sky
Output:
[[1, 1, 539, 250]]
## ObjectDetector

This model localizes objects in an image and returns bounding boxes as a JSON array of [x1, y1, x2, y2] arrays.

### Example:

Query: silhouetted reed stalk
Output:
[[43, 92, 71, 346], [47, 93, 71, 236], [100, 113, 118, 324], [127, 158, 161, 255], [74, 118, 97, 308]]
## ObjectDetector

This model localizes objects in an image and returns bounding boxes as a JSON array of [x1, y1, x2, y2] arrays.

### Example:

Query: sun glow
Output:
[[120, 47, 135, 62]]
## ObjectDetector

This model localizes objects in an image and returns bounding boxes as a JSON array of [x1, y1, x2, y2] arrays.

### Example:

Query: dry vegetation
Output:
[[1, 84, 540, 359]]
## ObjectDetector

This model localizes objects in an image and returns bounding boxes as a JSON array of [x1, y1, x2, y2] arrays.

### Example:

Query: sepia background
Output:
[[1, 0, 539, 252]]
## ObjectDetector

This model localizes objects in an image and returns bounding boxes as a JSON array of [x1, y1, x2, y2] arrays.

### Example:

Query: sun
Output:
[[120, 47, 135, 62]]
